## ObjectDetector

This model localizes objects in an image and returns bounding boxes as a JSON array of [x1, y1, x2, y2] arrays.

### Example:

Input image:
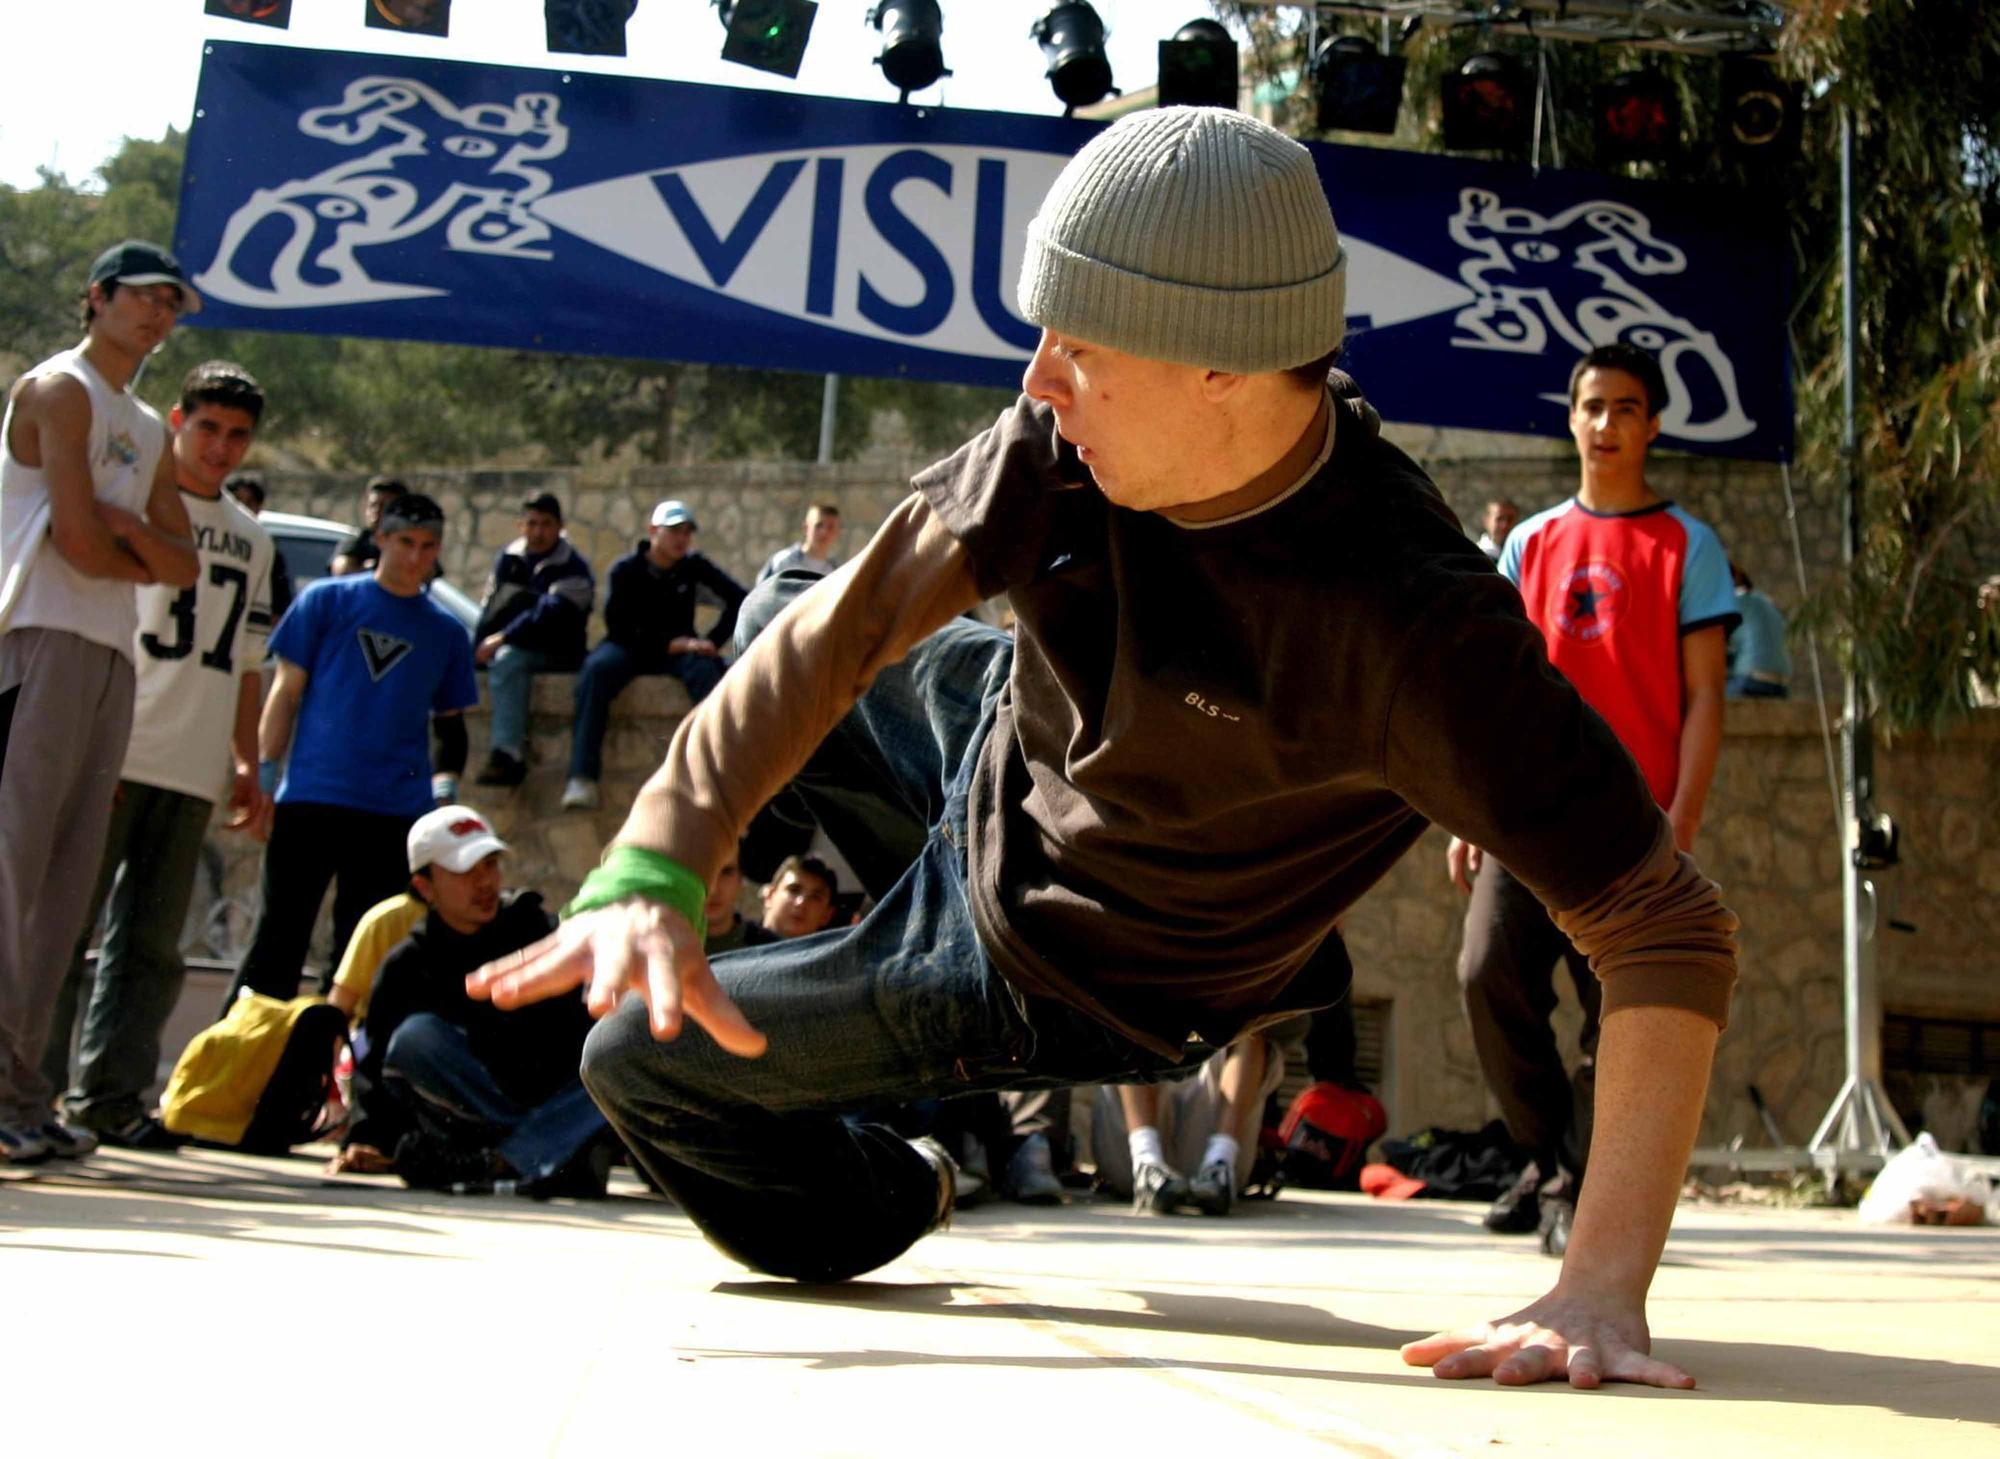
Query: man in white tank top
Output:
[[39, 362, 278, 1151], [0, 241, 200, 1165]]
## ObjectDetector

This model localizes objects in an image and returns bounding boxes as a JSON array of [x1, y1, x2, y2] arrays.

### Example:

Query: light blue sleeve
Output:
[[1671, 510, 1739, 630]]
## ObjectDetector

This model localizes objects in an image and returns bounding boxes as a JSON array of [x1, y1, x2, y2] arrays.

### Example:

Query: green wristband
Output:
[[563, 845, 708, 941]]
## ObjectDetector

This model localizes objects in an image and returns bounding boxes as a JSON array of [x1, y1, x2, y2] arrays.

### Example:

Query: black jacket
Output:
[[602, 543, 747, 658], [474, 536, 594, 666], [349, 893, 592, 1150]]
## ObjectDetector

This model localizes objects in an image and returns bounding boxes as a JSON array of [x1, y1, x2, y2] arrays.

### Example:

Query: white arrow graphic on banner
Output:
[[532, 146, 1473, 360]]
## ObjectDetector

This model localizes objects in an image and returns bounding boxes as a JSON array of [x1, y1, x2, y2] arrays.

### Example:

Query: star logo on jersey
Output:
[[357, 627, 415, 681], [1553, 562, 1626, 643]]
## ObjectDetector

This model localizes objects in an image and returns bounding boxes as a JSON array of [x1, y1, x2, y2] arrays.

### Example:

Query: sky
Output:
[[0, 0, 1255, 189]]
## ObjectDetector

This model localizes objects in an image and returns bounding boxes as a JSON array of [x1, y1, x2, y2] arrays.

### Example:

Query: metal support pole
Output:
[[816, 373, 840, 465], [1807, 104, 1909, 1162]]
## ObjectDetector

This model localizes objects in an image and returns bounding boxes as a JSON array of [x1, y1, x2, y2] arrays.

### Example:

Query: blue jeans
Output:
[[382, 1013, 606, 1183], [568, 641, 728, 780], [486, 645, 561, 757], [581, 577, 1183, 1281]]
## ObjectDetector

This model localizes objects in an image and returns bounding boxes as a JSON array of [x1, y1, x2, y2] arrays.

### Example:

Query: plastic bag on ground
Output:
[[1857, 1131, 1993, 1225]]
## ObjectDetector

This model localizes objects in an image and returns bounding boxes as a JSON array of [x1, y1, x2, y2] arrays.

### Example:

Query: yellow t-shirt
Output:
[[331, 894, 425, 1022]]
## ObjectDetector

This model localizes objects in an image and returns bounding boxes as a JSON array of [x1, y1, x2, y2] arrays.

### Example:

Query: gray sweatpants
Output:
[[0, 628, 135, 1125]]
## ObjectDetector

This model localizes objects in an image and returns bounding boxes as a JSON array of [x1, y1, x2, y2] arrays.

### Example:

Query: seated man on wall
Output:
[[561, 500, 747, 811], [346, 806, 608, 1195], [473, 491, 594, 787]]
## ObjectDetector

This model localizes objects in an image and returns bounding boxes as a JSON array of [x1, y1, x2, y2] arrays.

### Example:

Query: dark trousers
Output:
[[1455, 859, 1601, 1178], [582, 577, 1180, 1282], [226, 801, 415, 1009], [568, 640, 727, 781], [41, 781, 212, 1126]]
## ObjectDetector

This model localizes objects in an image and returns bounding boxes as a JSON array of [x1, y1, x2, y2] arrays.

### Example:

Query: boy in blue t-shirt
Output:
[[226, 494, 479, 1006]]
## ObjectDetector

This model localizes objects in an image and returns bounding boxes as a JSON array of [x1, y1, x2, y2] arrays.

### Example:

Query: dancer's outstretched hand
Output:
[[466, 898, 767, 1057], [1399, 1286, 1694, 1390]]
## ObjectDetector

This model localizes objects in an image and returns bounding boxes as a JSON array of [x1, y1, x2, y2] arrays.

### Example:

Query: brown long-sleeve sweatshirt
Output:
[[615, 383, 1737, 1060]]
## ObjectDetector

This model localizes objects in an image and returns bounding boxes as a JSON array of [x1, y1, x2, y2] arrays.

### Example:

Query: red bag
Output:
[[1276, 1082, 1387, 1190]]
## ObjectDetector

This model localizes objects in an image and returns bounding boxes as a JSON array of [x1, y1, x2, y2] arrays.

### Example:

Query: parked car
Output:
[[261, 510, 479, 634]]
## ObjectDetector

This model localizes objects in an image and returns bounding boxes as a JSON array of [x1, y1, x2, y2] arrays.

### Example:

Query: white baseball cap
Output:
[[407, 805, 509, 874], [650, 499, 696, 529]]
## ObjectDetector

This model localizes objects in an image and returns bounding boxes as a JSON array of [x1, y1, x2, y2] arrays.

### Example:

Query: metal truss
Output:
[[1232, 1, 1792, 57]]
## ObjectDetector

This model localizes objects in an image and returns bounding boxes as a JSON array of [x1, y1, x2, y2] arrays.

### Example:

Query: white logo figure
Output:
[[1446, 187, 1755, 444], [195, 76, 569, 309]]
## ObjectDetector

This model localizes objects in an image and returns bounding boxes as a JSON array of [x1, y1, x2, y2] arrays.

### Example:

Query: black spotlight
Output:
[[1595, 69, 1679, 164], [547, 0, 637, 57], [363, 0, 449, 36], [1032, 4, 1115, 114], [206, 0, 291, 26], [1441, 51, 1531, 153], [718, 0, 818, 79], [1312, 34, 1406, 135], [1720, 56, 1801, 165], [1158, 17, 1237, 110], [870, 0, 949, 100]]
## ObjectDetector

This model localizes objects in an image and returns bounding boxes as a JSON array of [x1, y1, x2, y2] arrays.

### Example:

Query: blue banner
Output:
[[177, 41, 1792, 459]]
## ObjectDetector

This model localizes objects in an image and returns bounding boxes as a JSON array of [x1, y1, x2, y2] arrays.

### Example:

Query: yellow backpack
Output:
[[162, 992, 348, 1150]]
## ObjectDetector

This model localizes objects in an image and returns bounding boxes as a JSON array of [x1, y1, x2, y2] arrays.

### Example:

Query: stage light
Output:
[[363, 0, 449, 37], [206, 0, 291, 26], [1032, 4, 1115, 114], [547, 0, 637, 57], [717, 0, 817, 79], [1311, 35, 1406, 135], [1158, 18, 1237, 110], [870, 0, 948, 99], [1595, 69, 1679, 164], [1441, 52, 1530, 153], [1720, 57, 1800, 165]]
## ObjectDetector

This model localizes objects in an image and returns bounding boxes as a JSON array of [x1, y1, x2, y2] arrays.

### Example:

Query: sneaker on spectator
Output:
[[92, 1113, 187, 1151], [1002, 1131, 1064, 1205], [910, 1135, 960, 1232], [1539, 1194, 1575, 1258], [0, 1121, 53, 1166], [561, 777, 599, 811], [1482, 1162, 1545, 1234], [474, 749, 528, 788], [1130, 1158, 1190, 1215], [521, 1135, 616, 1201], [393, 1130, 505, 1193], [38, 1118, 99, 1159], [1189, 1158, 1235, 1216]]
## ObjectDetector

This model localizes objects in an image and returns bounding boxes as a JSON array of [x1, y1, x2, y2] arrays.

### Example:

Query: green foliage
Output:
[[2, 129, 1011, 471], [1780, 0, 2000, 733]]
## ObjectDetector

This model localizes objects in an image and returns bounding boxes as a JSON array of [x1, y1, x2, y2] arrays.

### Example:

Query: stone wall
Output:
[[222, 440, 2000, 1148], [261, 430, 1839, 699]]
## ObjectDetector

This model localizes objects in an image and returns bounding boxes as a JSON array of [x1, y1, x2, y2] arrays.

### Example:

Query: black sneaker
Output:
[[910, 1135, 959, 1232], [1131, 1158, 1191, 1215], [521, 1136, 616, 1201], [1189, 1158, 1235, 1216], [473, 750, 528, 788], [94, 1113, 187, 1151], [1482, 1163, 1545, 1234], [393, 1131, 506, 1193]]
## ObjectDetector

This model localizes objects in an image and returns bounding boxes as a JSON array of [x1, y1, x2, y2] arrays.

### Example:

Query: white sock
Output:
[[1201, 1134, 1239, 1174], [1129, 1125, 1164, 1169]]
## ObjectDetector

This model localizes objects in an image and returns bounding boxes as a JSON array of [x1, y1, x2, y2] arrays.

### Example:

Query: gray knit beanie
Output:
[[1017, 108, 1346, 374]]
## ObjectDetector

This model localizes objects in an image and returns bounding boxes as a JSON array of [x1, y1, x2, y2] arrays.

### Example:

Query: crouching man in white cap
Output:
[[347, 806, 610, 1197], [474, 107, 1736, 1387]]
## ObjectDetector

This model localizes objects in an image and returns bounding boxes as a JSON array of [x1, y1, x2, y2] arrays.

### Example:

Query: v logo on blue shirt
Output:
[[357, 627, 414, 681]]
